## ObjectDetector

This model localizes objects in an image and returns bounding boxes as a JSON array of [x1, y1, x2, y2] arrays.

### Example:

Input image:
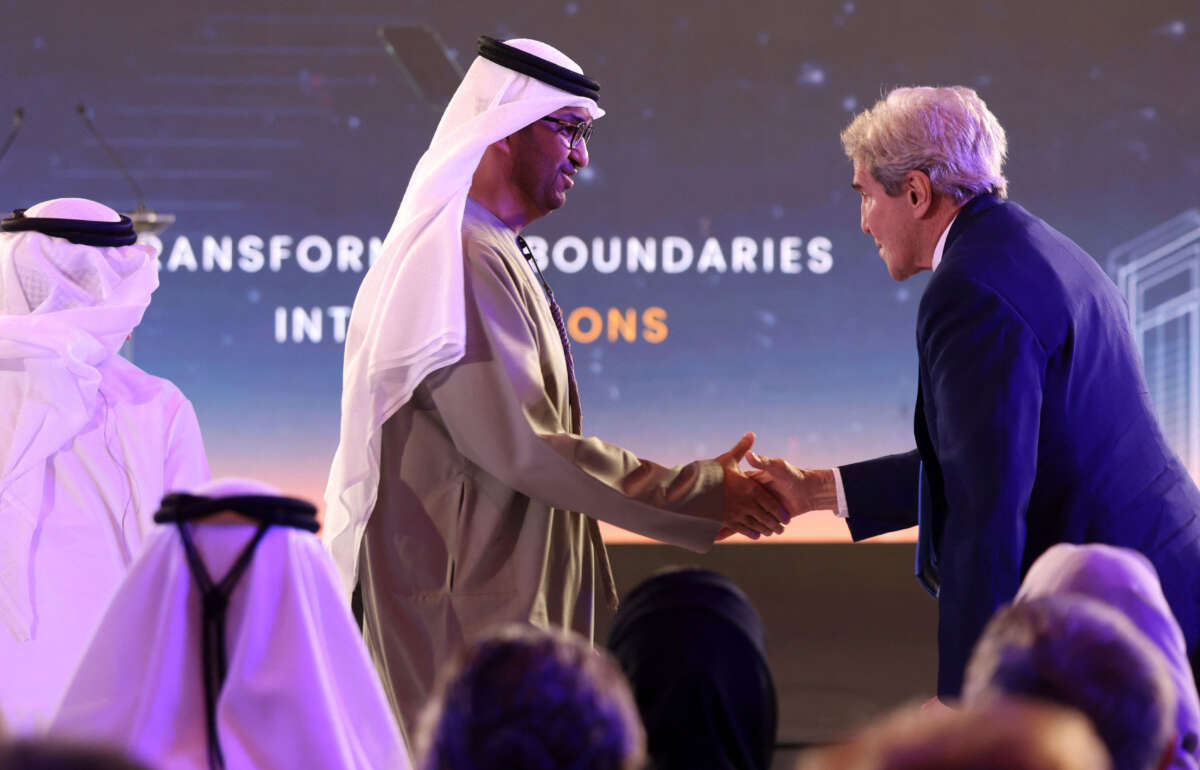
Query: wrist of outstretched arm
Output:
[[810, 468, 840, 511]]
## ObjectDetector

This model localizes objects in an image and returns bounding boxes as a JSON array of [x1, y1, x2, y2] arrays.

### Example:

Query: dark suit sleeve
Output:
[[920, 273, 1046, 696], [839, 450, 920, 541]]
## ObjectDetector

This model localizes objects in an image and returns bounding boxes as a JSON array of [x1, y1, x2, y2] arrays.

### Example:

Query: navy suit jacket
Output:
[[840, 194, 1200, 696]]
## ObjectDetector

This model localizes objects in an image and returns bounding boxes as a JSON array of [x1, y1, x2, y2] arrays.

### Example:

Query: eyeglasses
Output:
[[540, 116, 593, 149]]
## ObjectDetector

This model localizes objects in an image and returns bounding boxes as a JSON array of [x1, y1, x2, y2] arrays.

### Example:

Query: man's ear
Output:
[[491, 135, 514, 155], [476, 141, 510, 177], [903, 170, 933, 218]]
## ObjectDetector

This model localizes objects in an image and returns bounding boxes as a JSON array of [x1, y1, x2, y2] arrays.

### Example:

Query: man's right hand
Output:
[[714, 432, 790, 539], [745, 452, 838, 517]]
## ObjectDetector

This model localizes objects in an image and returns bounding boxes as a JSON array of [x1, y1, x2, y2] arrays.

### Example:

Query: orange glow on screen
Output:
[[211, 456, 918, 544], [599, 517, 917, 543]]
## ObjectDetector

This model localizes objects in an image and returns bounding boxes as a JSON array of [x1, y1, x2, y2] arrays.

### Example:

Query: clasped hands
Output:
[[714, 431, 837, 540]]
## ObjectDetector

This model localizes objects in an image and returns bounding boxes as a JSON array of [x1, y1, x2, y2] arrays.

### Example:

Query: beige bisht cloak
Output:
[[324, 39, 724, 742]]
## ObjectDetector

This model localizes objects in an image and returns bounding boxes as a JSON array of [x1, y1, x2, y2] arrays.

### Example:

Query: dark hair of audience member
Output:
[[796, 696, 1112, 770], [0, 740, 152, 770], [964, 594, 1176, 770], [606, 567, 777, 770], [416, 624, 645, 770]]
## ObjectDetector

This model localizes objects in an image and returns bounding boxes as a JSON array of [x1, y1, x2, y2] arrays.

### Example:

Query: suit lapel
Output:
[[909, 196, 1004, 597]]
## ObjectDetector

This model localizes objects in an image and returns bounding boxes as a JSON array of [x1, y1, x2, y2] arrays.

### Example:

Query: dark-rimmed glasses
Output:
[[540, 116, 593, 149]]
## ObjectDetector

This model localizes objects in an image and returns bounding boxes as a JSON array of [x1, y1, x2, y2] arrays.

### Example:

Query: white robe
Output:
[[0, 359, 209, 731], [51, 518, 410, 770], [0, 213, 210, 731]]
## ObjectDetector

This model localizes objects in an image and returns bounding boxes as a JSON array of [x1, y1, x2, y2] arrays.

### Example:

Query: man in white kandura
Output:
[[0, 197, 209, 731]]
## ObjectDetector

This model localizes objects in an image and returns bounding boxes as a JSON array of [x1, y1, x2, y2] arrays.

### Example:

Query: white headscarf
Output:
[[1017, 543, 1200, 770], [0, 197, 158, 639], [323, 38, 604, 593], [51, 478, 412, 770]]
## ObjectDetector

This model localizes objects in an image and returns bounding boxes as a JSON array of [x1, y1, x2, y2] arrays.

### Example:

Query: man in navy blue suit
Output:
[[749, 85, 1200, 701]]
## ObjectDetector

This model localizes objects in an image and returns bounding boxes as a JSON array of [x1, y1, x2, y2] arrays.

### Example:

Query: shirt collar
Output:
[[930, 213, 957, 272]]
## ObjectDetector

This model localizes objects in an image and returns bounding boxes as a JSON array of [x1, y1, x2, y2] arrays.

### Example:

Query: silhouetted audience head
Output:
[[964, 594, 1175, 770], [1017, 543, 1199, 769], [606, 568, 777, 770], [417, 624, 644, 770], [796, 697, 1111, 770], [0, 739, 151, 770]]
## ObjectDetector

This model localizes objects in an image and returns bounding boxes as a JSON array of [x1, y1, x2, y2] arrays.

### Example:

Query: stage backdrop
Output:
[[4, 0, 1198, 542]]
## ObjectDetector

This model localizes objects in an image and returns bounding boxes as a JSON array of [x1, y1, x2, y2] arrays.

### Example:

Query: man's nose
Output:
[[570, 138, 589, 168]]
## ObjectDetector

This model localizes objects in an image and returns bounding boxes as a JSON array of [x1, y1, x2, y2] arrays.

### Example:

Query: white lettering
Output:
[[697, 237, 727, 273], [139, 232, 832, 277], [274, 307, 287, 343], [626, 237, 656, 272], [552, 236, 588, 274], [238, 235, 265, 272], [593, 237, 620, 274], [662, 236, 693, 273], [780, 236, 803, 274], [296, 235, 332, 273], [201, 236, 233, 272], [337, 236, 364, 272], [807, 236, 833, 274], [731, 236, 757, 273], [291, 306, 321, 342], [166, 236, 198, 272], [328, 305, 352, 343], [269, 235, 293, 272]]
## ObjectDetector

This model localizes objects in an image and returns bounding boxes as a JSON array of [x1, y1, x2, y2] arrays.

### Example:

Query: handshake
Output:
[[713, 431, 838, 540]]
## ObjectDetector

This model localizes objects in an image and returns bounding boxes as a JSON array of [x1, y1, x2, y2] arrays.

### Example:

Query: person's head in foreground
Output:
[[1017, 543, 1200, 769], [796, 696, 1111, 770], [964, 594, 1176, 770], [606, 567, 777, 770], [417, 624, 644, 770], [840, 85, 1007, 281]]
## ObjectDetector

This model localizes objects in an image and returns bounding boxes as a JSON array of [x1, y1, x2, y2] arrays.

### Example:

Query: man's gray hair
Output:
[[841, 86, 1008, 203], [964, 595, 1175, 770]]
